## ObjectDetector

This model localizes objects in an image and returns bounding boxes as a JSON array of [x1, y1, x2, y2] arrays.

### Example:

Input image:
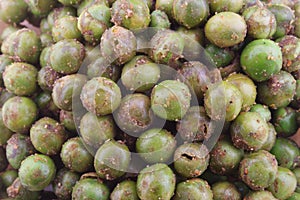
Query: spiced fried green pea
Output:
[[94, 140, 131, 180], [50, 39, 85, 74], [40, 33, 54, 48], [78, 4, 111, 45], [239, 150, 278, 190], [80, 112, 115, 152], [52, 16, 81, 42], [212, 181, 241, 200], [151, 80, 191, 121], [205, 44, 235, 68], [250, 104, 271, 122], [208, 0, 243, 13], [38, 66, 61, 92], [174, 178, 213, 200], [80, 77, 121, 116], [261, 122, 277, 151], [0, 108, 13, 146], [0, 170, 18, 188], [244, 191, 277, 200], [174, 143, 209, 178], [272, 107, 298, 137], [47, 6, 77, 30], [53, 168, 80, 200], [39, 46, 51, 68], [25, 0, 57, 17], [173, 0, 209, 29], [137, 163, 176, 200], [30, 117, 67, 155], [1, 28, 42, 64], [267, 167, 297, 199], [87, 57, 121, 81], [2, 96, 38, 133], [77, 0, 109, 16], [155, 0, 173, 17], [111, 0, 150, 30], [257, 70, 296, 109], [7, 178, 40, 200], [0, 55, 13, 87], [209, 139, 244, 175], [204, 12, 247, 48], [59, 110, 76, 132], [100, 26, 137, 65], [240, 39, 282, 82], [242, 5, 277, 39], [19, 154, 56, 191], [0, 0, 28, 24], [34, 91, 60, 118], [52, 74, 87, 111], [60, 137, 93, 173], [111, 180, 138, 200], [72, 177, 110, 200], [270, 137, 300, 169], [150, 10, 171, 29]]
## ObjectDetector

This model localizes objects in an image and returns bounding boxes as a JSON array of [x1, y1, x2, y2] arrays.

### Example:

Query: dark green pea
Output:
[[209, 139, 244, 175], [150, 10, 170, 29], [0, 108, 13, 146], [0, 0, 28, 24], [241, 39, 282, 82], [7, 178, 40, 200], [0, 170, 17, 188], [174, 178, 213, 200], [3, 62, 37, 96], [115, 94, 154, 135], [0, 54, 13, 87], [121, 55, 160, 92], [6, 134, 36, 169], [47, 6, 77, 30], [293, 167, 300, 192], [277, 35, 300, 72], [242, 5, 277, 39], [2, 96, 38, 133], [205, 12, 247, 48], [200, 170, 228, 185], [94, 140, 130, 180], [1, 28, 42, 64], [77, 0, 109, 16], [239, 150, 278, 190], [174, 143, 209, 178], [225, 73, 257, 111], [0, 147, 8, 172], [50, 39, 85, 74], [267, 166, 297, 199], [87, 57, 121, 81], [111, 0, 150, 30], [151, 80, 191, 121], [38, 66, 61, 92], [53, 168, 80, 200], [34, 91, 60, 119], [173, 0, 209, 29], [136, 128, 176, 163], [52, 74, 87, 111], [261, 122, 277, 151], [137, 163, 176, 200], [25, 0, 57, 17], [205, 44, 235, 68], [78, 4, 111, 45], [208, 0, 243, 13], [80, 112, 115, 152], [100, 26, 137, 65], [273, 107, 297, 137], [270, 137, 300, 169], [212, 181, 241, 200], [268, 4, 295, 38], [250, 104, 271, 122], [19, 154, 56, 191], [58, 0, 82, 6], [205, 81, 243, 122], [39, 46, 51, 68], [30, 117, 67, 155], [177, 106, 211, 142], [176, 61, 210, 101], [59, 110, 76, 132], [111, 180, 138, 200], [231, 112, 269, 151], [80, 77, 121, 116], [72, 177, 110, 200], [149, 29, 184, 68], [257, 70, 296, 109], [287, 192, 300, 200], [40, 33, 54, 48], [244, 190, 277, 200], [60, 137, 93, 173]]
